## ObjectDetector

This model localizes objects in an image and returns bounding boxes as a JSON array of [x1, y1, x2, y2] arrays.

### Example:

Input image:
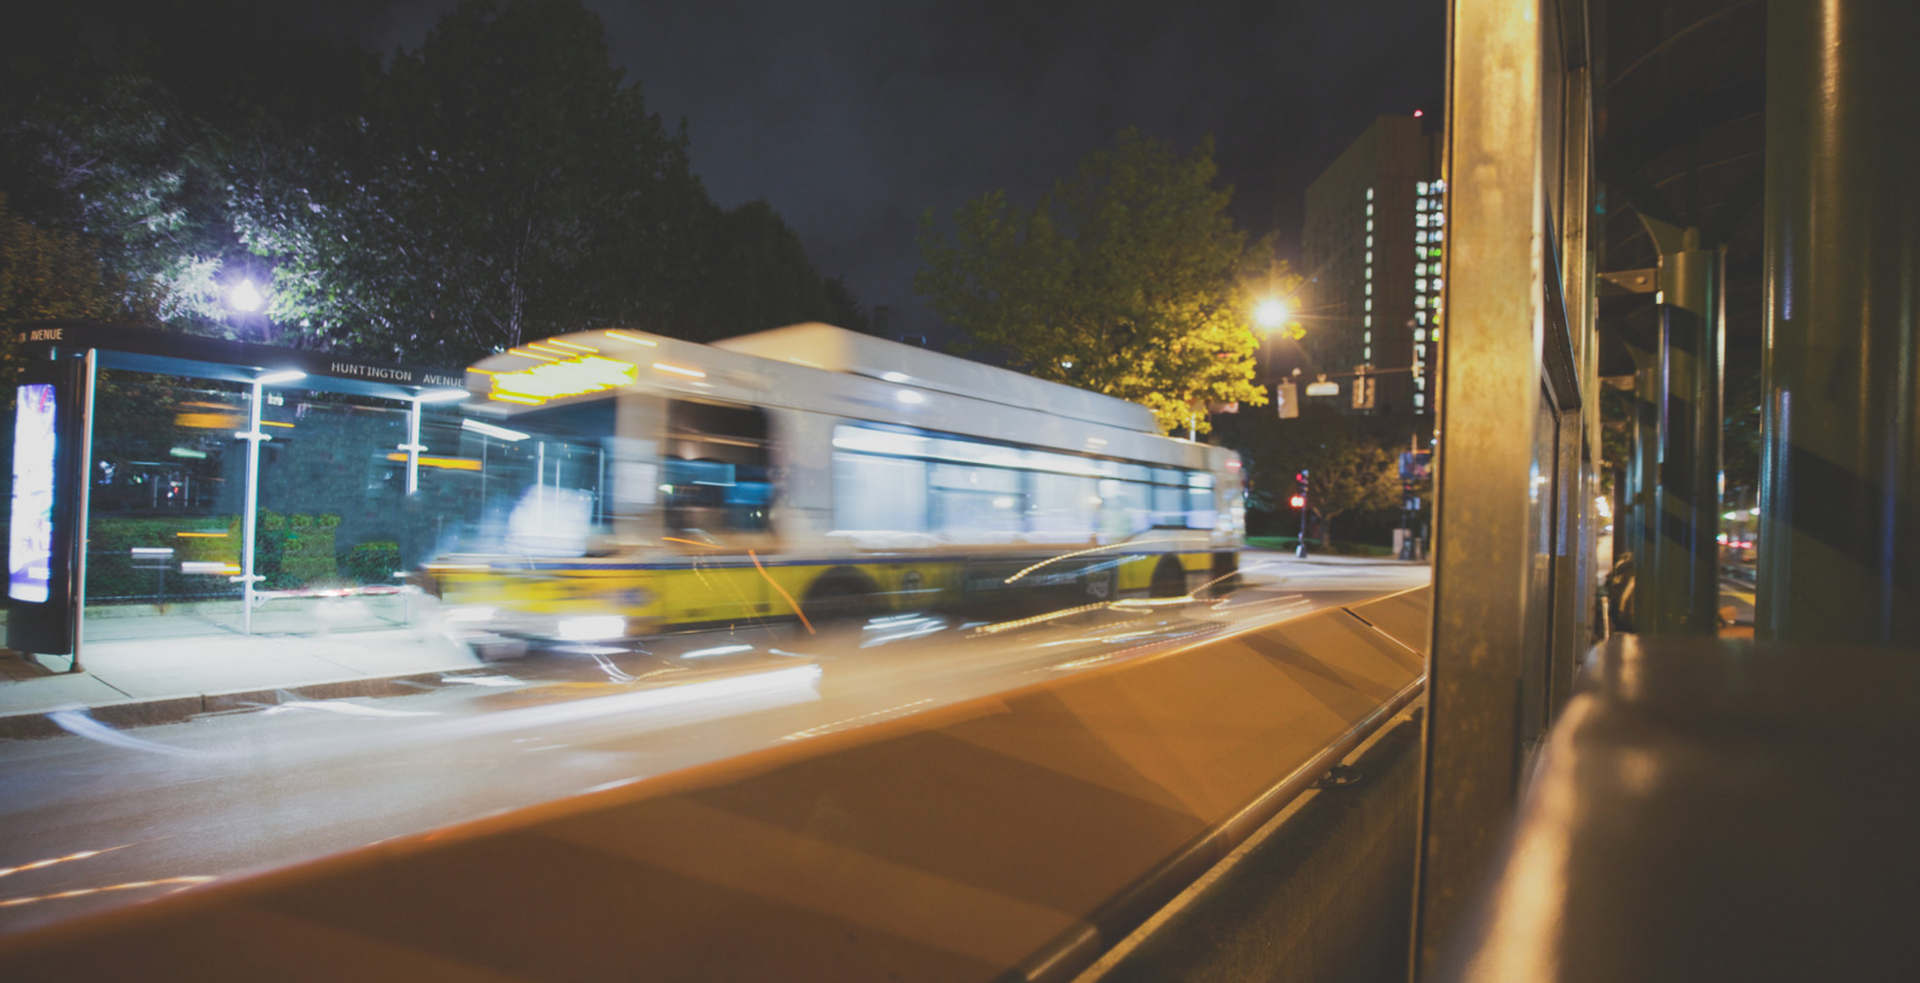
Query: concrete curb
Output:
[[0, 669, 463, 742]]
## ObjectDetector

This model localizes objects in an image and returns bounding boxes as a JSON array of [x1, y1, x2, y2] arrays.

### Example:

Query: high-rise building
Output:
[[1300, 115, 1445, 416]]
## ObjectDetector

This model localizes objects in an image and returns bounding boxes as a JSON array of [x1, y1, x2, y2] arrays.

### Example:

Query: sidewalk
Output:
[[0, 613, 480, 740]]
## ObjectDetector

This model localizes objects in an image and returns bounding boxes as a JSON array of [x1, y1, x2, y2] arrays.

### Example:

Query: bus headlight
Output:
[[558, 615, 627, 640]]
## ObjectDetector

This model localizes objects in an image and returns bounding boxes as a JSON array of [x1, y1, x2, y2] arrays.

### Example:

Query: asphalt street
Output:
[[0, 554, 1428, 937]]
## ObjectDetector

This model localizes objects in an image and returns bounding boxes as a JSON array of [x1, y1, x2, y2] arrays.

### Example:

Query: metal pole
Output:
[[402, 398, 424, 496], [1758, 0, 1920, 644], [233, 382, 267, 635], [1414, 0, 1544, 971], [1295, 469, 1310, 557], [69, 349, 96, 673]]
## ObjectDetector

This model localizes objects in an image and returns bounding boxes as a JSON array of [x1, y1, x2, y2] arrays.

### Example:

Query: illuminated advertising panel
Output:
[[9, 383, 57, 602]]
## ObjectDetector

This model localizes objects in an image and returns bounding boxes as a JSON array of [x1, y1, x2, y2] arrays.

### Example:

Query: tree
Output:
[[917, 129, 1281, 435], [0, 192, 144, 380], [1232, 416, 1403, 547], [675, 199, 870, 342]]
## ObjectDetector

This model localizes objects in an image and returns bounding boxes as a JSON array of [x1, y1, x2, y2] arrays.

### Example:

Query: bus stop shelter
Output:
[[6, 321, 476, 671]]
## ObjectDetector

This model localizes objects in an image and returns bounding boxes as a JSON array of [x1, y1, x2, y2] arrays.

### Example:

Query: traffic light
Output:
[[1289, 494, 1306, 509]]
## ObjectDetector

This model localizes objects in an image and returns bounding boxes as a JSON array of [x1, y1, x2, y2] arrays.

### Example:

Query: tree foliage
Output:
[[1229, 415, 1405, 545], [0, 192, 147, 379], [1, 0, 866, 369], [917, 129, 1283, 435]]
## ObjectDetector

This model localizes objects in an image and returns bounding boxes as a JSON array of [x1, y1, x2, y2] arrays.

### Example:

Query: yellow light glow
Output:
[[173, 412, 241, 429], [506, 348, 560, 361], [543, 339, 600, 353], [489, 391, 546, 405], [384, 452, 482, 471], [1254, 298, 1290, 330], [490, 354, 638, 402], [652, 362, 706, 379], [603, 329, 659, 347], [261, 420, 294, 428], [175, 531, 228, 538]]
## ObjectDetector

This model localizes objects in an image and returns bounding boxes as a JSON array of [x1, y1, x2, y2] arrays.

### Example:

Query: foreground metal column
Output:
[[1414, 0, 1543, 973], [1758, 0, 1920, 644]]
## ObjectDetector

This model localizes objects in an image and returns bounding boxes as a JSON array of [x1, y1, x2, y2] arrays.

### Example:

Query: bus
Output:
[[427, 323, 1244, 653]]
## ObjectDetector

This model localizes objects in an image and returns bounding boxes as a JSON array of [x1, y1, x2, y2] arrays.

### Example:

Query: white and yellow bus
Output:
[[428, 323, 1243, 649]]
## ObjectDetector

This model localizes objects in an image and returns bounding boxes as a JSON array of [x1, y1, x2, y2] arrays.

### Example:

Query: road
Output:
[[0, 552, 1426, 937]]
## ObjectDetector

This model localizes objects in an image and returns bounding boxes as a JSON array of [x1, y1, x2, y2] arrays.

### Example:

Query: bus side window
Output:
[[662, 401, 772, 538]]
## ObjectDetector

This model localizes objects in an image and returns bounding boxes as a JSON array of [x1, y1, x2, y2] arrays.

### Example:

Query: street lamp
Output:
[[229, 278, 264, 313], [1254, 298, 1290, 331]]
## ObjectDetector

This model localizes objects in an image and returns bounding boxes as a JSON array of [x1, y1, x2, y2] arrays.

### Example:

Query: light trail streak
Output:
[[0, 877, 215, 909]]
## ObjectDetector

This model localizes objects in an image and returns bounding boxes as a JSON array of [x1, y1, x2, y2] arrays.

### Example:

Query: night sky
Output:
[[303, 1, 1447, 343]]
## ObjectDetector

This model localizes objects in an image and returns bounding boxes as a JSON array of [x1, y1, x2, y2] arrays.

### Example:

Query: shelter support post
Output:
[[69, 349, 97, 673], [1629, 219, 1723, 635], [232, 381, 269, 635], [1757, 0, 1920, 644]]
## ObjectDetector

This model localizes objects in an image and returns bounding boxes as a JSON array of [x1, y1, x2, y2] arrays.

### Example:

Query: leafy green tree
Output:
[[676, 199, 870, 341], [917, 129, 1280, 434], [0, 192, 146, 379], [1233, 416, 1403, 546]]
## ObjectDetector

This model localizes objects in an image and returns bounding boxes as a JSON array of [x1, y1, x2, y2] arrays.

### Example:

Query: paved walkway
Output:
[[0, 608, 480, 738]]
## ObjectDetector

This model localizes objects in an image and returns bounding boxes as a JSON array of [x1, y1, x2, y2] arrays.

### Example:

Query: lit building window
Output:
[[1364, 314, 1372, 327], [1417, 181, 1430, 195], [1416, 343, 1427, 358], [1366, 235, 1375, 248], [1366, 203, 1374, 217], [1366, 251, 1374, 264], [1434, 230, 1444, 242], [1415, 392, 1425, 407], [1364, 347, 1372, 361], [1414, 295, 1425, 309], [1415, 278, 1428, 292], [1366, 267, 1373, 280], [1364, 330, 1372, 343], [1416, 263, 1427, 276], [1365, 282, 1373, 295], [1434, 179, 1447, 192], [1367, 219, 1374, 232], [1367, 187, 1375, 200], [1433, 212, 1445, 227], [1433, 278, 1444, 291], [1414, 328, 1426, 343], [1416, 231, 1428, 244], [1365, 298, 1373, 311], [1416, 214, 1429, 228], [1415, 312, 1427, 325]]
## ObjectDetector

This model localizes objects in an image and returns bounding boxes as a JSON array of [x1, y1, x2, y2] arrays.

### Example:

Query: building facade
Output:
[[1300, 115, 1445, 416]]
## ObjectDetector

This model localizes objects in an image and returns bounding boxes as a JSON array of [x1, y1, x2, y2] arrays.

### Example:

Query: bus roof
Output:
[[712, 323, 1161, 434]]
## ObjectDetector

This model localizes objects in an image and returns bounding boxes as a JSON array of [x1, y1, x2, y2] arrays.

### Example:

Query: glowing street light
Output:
[[1254, 298, 1290, 331], [229, 278, 264, 313]]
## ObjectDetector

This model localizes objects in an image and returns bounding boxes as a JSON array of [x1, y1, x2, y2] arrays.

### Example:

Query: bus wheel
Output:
[[804, 568, 881, 625], [1150, 557, 1188, 598], [1207, 551, 1242, 596]]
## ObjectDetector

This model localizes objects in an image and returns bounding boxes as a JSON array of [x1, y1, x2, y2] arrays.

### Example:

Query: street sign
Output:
[[1305, 380, 1339, 397], [1275, 382, 1298, 418]]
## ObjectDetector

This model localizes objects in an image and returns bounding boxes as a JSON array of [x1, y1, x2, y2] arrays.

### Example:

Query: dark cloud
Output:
[[304, 0, 1445, 342]]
